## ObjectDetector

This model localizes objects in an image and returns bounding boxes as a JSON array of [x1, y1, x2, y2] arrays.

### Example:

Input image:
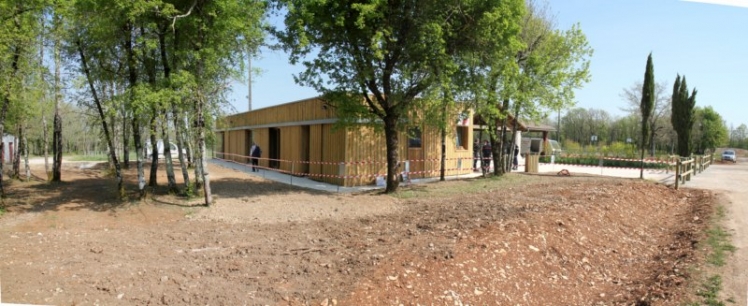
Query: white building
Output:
[[2, 134, 17, 163]]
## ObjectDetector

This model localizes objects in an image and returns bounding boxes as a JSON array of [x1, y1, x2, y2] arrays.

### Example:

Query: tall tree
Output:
[[620, 80, 670, 156], [51, 0, 66, 182], [470, 0, 592, 175], [274, 0, 524, 192], [693, 106, 728, 153], [671, 75, 697, 157], [0, 1, 44, 197], [639, 53, 654, 179]]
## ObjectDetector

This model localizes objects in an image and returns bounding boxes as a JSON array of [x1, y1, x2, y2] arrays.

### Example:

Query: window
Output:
[[408, 127, 422, 148], [455, 126, 469, 150]]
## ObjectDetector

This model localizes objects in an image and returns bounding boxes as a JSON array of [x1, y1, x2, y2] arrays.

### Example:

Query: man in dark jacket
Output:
[[481, 140, 492, 171], [250, 142, 262, 172]]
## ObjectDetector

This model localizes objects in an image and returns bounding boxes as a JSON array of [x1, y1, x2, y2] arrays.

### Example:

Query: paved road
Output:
[[681, 159, 748, 305]]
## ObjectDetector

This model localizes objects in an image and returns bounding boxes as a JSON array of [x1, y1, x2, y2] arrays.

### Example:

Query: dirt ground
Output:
[[0, 160, 717, 305]]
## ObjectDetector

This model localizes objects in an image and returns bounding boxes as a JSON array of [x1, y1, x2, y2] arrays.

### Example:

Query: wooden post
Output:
[[675, 158, 680, 190]]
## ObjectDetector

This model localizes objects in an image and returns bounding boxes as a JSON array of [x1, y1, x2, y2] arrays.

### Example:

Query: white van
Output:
[[143, 140, 185, 159]]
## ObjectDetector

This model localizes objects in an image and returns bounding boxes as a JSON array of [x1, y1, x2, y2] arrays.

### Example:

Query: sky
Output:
[[226, 0, 748, 128]]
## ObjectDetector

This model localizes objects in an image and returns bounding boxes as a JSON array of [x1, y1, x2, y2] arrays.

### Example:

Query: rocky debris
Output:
[[0, 165, 714, 306]]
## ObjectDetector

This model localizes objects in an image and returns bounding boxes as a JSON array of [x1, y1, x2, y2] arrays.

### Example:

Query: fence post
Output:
[[675, 158, 680, 190], [457, 157, 462, 179], [290, 161, 295, 185], [338, 162, 345, 191]]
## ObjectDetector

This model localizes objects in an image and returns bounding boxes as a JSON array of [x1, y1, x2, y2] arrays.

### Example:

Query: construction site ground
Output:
[[0, 157, 741, 306]]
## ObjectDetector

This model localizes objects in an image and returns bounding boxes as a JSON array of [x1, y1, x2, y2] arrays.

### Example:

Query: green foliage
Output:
[[640, 53, 655, 150], [688, 275, 726, 306], [694, 106, 729, 153], [274, 0, 526, 191], [671, 74, 697, 157], [539, 155, 668, 169]]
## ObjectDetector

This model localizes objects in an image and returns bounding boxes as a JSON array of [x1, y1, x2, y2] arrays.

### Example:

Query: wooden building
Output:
[[216, 97, 476, 186]]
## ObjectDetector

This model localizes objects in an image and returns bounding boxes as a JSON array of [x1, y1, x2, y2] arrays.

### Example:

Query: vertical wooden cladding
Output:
[[224, 97, 335, 127], [220, 97, 476, 186], [225, 129, 251, 163], [253, 128, 269, 169], [345, 126, 388, 186], [309, 124, 345, 185]]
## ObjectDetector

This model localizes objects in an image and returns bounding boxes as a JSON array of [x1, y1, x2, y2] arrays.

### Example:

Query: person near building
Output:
[[481, 140, 492, 172], [249, 142, 262, 172]]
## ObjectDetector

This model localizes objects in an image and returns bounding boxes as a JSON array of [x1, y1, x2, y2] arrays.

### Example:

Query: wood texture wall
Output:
[[224, 97, 335, 127], [342, 123, 474, 186], [219, 98, 476, 187]]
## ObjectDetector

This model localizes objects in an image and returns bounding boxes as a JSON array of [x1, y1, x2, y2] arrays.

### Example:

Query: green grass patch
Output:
[[687, 275, 728, 306], [0, 206, 5, 217], [705, 206, 737, 267], [688, 204, 737, 305]]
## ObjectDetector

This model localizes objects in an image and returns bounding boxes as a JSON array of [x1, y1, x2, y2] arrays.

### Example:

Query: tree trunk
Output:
[[650, 128, 656, 157], [508, 104, 521, 173], [495, 98, 511, 175], [132, 118, 146, 199], [439, 101, 447, 181], [52, 13, 63, 182], [162, 117, 178, 193], [157, 25, 178, 194], [166, 28, 191, 192], [12, 124, 22, 179], [148, 113, 158, 187], [43, 114, 49, 177], [23, 123, 30, 181], [194, 11, 211, 206], [122, 108, 130, 169], [123, 20, 144, 198], [174, 108, 191, 193], [77, 40, 125, 198], [383, 114, 400, 193]]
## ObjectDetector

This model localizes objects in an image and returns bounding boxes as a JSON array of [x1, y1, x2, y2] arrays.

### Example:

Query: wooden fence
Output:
[[674, 153, 714, 190]]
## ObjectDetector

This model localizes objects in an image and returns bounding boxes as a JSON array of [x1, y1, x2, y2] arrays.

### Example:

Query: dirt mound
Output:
[[0, 164, 714, 306], [344, 181, 711, 305]]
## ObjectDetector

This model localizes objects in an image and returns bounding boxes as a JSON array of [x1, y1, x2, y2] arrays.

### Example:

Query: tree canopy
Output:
[[274, 0, 527, 192]]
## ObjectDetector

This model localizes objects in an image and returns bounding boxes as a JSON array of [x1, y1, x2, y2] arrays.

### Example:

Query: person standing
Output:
[[513, 143, 520, 170], [250, 142, 262, 172], [481, 140, 492, 171]]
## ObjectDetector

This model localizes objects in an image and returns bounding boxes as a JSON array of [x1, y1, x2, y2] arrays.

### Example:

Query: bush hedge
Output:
[[539, 156, 669, 169]]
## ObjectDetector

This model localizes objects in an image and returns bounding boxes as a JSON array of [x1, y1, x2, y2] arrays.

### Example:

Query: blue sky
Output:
[[226, 0, 747, 128]]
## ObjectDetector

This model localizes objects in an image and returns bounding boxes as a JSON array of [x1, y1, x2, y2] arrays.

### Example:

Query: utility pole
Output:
[[247, 55, 252, 112]]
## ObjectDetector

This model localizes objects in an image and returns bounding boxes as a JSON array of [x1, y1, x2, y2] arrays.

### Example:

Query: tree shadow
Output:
[[2, 163, 336, 215]]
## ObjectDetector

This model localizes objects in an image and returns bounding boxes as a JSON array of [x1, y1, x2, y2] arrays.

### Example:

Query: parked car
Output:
[[722, 149, 737, 163], [144, 140, 185, 159]]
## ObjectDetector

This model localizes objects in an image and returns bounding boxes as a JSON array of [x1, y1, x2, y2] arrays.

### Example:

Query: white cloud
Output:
[[682, 0, 748, 8]]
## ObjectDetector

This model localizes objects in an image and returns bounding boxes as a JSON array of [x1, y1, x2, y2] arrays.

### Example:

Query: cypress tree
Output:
[[671, 74, 697, 157], [639, 53, 654, 179]]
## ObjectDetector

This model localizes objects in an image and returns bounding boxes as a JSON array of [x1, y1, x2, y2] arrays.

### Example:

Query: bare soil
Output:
[[0, 160, 716, 305]]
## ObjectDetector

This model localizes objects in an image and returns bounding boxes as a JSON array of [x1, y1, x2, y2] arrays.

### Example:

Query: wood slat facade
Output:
[[218, 97, 476, 187]]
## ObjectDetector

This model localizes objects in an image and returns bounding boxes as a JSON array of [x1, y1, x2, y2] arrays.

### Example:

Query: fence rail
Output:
[[674, 153, 713, 190]]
